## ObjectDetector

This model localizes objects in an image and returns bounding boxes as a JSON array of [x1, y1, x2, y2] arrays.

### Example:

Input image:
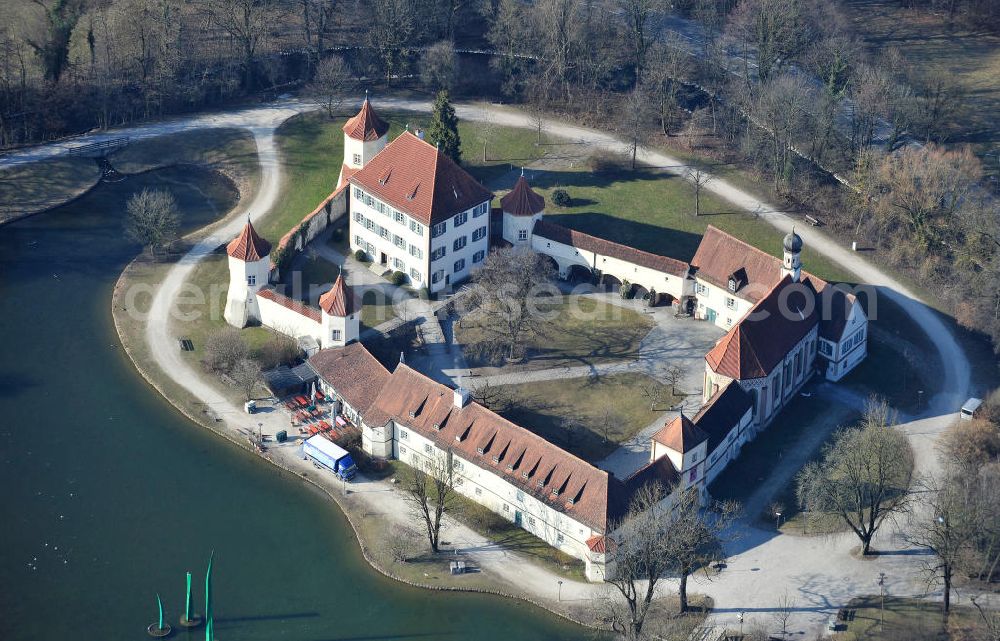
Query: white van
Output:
[[961, 398, 983, 421]]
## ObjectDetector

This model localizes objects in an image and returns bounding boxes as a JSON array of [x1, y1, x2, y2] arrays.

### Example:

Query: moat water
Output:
[[0, 169, 591, 640]]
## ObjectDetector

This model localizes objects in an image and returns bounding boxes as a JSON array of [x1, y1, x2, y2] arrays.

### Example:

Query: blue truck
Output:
[[303, 435, 358, 481]]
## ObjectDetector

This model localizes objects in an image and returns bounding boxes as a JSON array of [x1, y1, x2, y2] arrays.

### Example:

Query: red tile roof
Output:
[[586, 534, 615, 553], [256, 287, 322, 322], [227, 220, 271, 262], [318, 274, 360, 317], [705, 275, 819, 379], [691, 225, 783, 302], [309, 343, 390, 416], [804, 275, 857, 342], [343, 99, 389, 142], [533, 219, 690, 277], [500, 176, 545, 216], [348, 132, 493, 226], [652, 414, 708, 453]]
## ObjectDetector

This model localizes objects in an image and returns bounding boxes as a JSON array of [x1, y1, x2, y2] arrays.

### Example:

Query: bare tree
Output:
[[368, 0, 414, 82], [203, 328, 250, 374], [614, 0, 663, 85], [665, 365, 684, 396], [971, 595, 1000, 641], [604, 483, 673, 641], [307, 55, 354, 119], [399, 452, 457, 553], [796, 396, 914, 555], [379, 526, 422, 564], [665, 488, 740, 612], [124, 188, 179, 257], [202, 0, 277, 90], [418, 40, 458, 92], [686, 168, 714, 217], [299, 0, 338, 67], [470, 378, 513, 412], [641, 381, 666, 411], [231, 357, 262, 402], [466, 247, 555, 362], [475, 102, 497, 162], [646, 41, 688, 136], [624, 87, 650, 170], [772, 590, 795, 639]]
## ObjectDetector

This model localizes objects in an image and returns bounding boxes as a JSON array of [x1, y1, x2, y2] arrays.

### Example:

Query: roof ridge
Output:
[[703, 224, 779, 264]]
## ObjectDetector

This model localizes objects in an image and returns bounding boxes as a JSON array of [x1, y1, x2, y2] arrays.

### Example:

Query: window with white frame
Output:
[[394, 257, 405, 270], [247, 275, 256, 285], [474, 487, 482, 496], [454, 211, 468, 227], [354, 235, 364, 247], [394, 234, 406, 249], [353, 211, 363, 223], [399, 445, 407, 454], [431, 270, 444, 284], [518, 229, 528, 241], [503, 503, 510, 512], [473, 202, 488, 217], [527, 516, 536, 526], [354, 187, 364, 199], [410, 268, 421, 281], [424, 443, 433, 454], [379, 227, 391, 240], [352, 153, 361, 165], [400, 429, 408, 440], [472, 226, 487, 242], [410, 219, 423, 236], [454, 259, 466, 272], [726, 297, 737, 310], [453, 236, 467, 251], [473, 250, 485, 264], [331, 329, 341, 341], [431, 246, 446, 261], [696, 283, 709, 296], [409, 244, 423, 259], [431, 221, 447, 238], [394, 211, 405, 224]]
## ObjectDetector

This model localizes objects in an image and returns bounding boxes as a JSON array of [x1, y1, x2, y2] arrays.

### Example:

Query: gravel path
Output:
[[2, 97, 976, 638]]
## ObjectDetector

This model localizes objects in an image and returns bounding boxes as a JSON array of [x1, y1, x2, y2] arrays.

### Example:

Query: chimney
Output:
[[454, 387, 471, 409]]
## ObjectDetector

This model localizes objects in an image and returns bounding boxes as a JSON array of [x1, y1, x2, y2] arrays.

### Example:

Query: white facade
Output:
[[321, 308, 359, 349], [819, 301, 868, 381], [530, 233, 690, 302], [257, 295, 322, 341], [224, 254, 271, 327], [350, 186, 490, 292], [503, 211, 543, 247], [692, 277, 756, 330]]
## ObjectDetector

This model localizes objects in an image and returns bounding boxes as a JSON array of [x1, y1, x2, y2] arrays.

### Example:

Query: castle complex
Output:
[[223, 99, 869, 581]]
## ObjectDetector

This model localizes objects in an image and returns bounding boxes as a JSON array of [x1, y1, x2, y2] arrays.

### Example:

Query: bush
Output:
[[619, 278, 633, 299], [390, 270, 407, 286], [257, 334, 302, 370], [551, 188, 571, 207], [203, 327, 249, 374], [354, 249, 368, 262]]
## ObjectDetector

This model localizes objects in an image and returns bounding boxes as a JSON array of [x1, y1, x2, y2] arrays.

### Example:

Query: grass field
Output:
[[456, 295, 655, 371], [838, 596, 982, 641], [266, 110, 549, 246], [527, 167, 854, 283], [0, 156, 101, 223], [495, 373, 677, 463], [845, 0, 1000, 175]]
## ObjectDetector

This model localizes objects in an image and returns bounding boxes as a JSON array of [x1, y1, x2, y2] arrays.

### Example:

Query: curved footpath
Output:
[[0, 98, 975, 638]]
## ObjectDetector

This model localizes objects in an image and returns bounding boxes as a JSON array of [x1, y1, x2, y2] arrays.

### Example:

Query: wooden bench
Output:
[[804, 214, 821, 226]]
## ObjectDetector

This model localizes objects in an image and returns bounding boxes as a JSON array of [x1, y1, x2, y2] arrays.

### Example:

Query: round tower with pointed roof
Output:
[[318, 273, 360, 348], [224, 219, 272, 328], [781, 227, 803, 282], [500, 173, 546, 247], [338, 95, 389, 189]]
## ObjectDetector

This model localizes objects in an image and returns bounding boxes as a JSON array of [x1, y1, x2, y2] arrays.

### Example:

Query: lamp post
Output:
[[775, 510, 783, 531], [738, 611, 744, 635], [878, 572, 887, 631], [557, 580, 563, 602], [258, 422, 263, 442]]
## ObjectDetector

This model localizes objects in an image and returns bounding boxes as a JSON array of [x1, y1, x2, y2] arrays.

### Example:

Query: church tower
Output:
[[781, 228, 803, 283], [318, 274, 361, 348], [224, 220, 272, 328], [500, 173, 546, 247], [337, 95, 389, 189]]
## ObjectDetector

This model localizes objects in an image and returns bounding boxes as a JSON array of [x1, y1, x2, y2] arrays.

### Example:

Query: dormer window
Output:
[[476, 447, 484, 455], [521, 471, 529, 479], [491, 456, 499, 464], [506, 464, 514, 472], [432, 423, 440, 431], [408, 411, 416, 419], [728, 278, 736, 292], [536, 480, 544, 488]]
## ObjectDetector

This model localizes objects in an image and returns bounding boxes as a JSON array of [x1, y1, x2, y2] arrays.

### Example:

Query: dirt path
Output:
[[2, 97, 976, 639]]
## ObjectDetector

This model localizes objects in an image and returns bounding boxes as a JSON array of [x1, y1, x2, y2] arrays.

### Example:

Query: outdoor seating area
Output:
[[281, 388, 356, 442]]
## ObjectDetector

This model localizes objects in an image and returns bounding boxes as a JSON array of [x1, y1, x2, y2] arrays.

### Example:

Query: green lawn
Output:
[[838, 596, 982, 641], [457, 295, 655, 371], [0, 156, 101, 223], [494, 373, 678, 463], [527, 167, 854, 283], [266, 110, 549, 247]]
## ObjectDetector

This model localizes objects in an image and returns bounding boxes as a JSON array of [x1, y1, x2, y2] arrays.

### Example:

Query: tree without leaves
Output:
[[466, 247, 555, 362], [230, 357, 261, 403], [614, 0, 663, 86], [203, 327, 250, 374], [772, 590, 795, 639], [201, 0, 277, 90], [124, 188, 179, 257], [367, 0, 414, 83], [666, 365, 684, 396], [624, 87, 651, 170], [399, 452, 457, 553], [645, 41, 689, 136], [307, 55, 354, 119], [418, 40, 458, 92], [427, 89, 461, 163], [796, 396, 914, 555], [686, 167, 714, 217], [641, 381, 666, 411]]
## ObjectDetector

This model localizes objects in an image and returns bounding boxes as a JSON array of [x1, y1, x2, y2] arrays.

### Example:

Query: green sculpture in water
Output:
[[185, 571, 193, 622], [157, 593, 165, 630], [205, 551, 215, 641], [147, 592, 171, 637]]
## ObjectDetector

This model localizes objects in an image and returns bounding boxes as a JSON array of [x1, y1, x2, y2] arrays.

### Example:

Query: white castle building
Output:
[[223, 219, 361, 352]]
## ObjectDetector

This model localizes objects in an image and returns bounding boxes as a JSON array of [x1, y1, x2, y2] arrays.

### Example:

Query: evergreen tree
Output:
[[428, 90, 461, 163]]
